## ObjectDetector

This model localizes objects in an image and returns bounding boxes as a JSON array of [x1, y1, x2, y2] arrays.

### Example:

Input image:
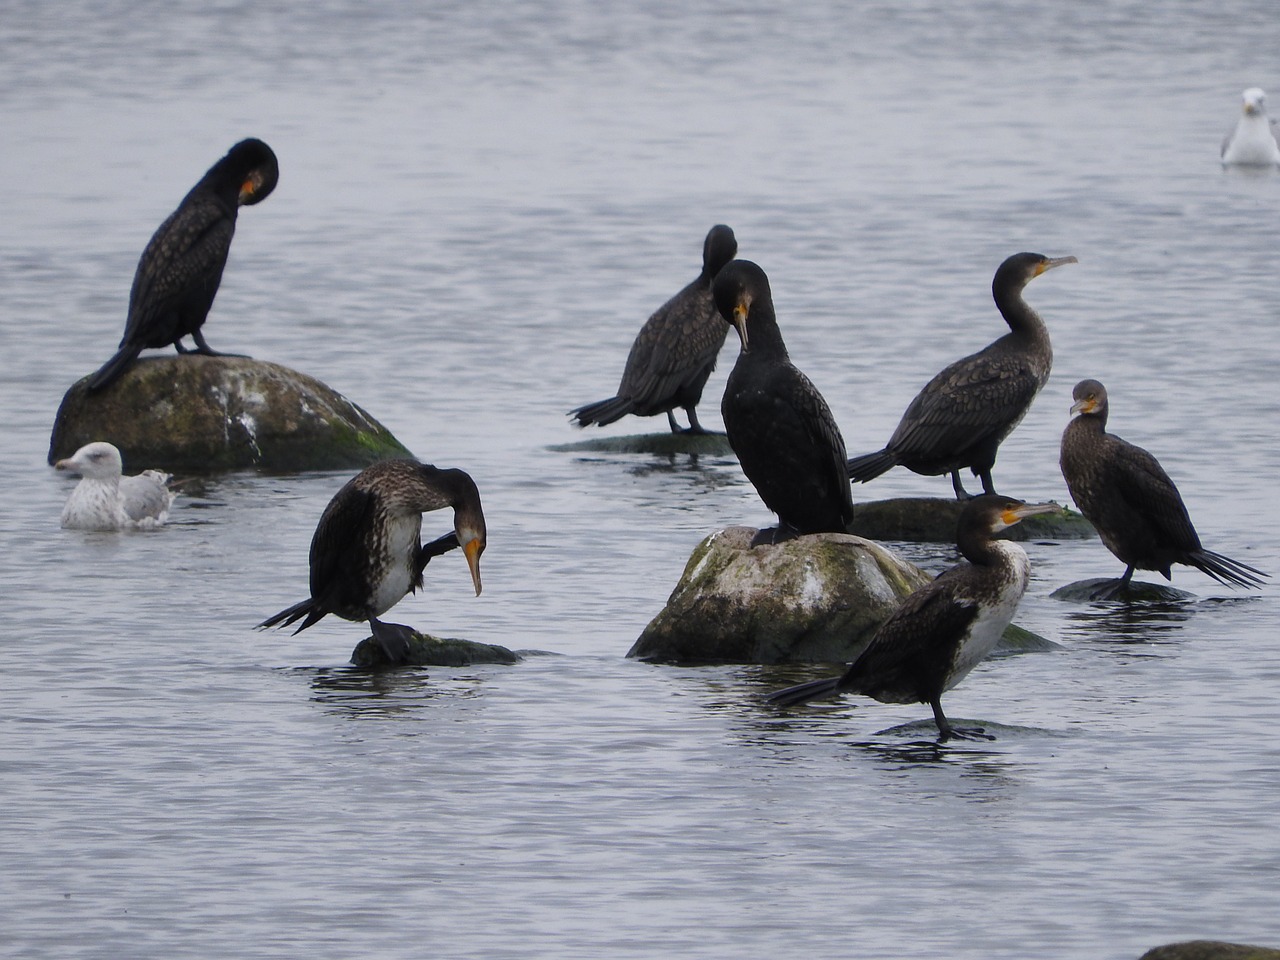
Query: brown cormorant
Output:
[[54, 441, 174, 530], [570, 224, 738, 434], [86, 138, 279, 392], [1060, 379, 1267, 600], [258, 460, 486, 663], [847, 252, 1076, 498], [714, 259, 853, 545], [767, 494, 1058, 741]]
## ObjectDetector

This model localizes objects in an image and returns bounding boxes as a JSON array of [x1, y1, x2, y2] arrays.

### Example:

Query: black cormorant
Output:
[[714, 259, 853, 545], [847, 252, 1076, 498], [1060, 378, 1267, 599], [258, 460, 487, 663], [570, 224, 738, 433], [86, 138, 279, 391], [767, 494, 1058, 741]]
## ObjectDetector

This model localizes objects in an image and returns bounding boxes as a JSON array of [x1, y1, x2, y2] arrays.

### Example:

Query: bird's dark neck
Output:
[[956, 529, 1014, 567], [744, 309, 790, 360], [993, 285, 1049, 341], [1070, 410, 1109, 434]]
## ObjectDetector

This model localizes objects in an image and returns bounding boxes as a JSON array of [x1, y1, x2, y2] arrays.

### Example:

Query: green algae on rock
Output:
[[49, 355, 412, 473]]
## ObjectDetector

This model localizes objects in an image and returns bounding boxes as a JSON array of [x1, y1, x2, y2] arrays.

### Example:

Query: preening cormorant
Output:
[[86, 138, 279, 392], [714, 259, 853, 545], [54, 441, 174, 530], [767, 494, 1059, 741], [570, 224, 738, 434], [1060, 378, 1267, 600], [258, 460, 487, 663], [847, 252, 1076, 498], [1221, 88, 1280, 166]]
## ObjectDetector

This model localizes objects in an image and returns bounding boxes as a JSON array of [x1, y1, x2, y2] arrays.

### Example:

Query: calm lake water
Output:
[[3, 2, 1280, 958]]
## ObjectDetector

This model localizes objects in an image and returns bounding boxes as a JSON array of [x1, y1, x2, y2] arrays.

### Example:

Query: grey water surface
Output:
[[3, 3, 1280, 958]]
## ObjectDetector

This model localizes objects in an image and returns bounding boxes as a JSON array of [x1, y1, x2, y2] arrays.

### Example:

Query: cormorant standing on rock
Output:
[[570, 224, 738, 434], [767, 494, 1059, 741], [847, 252, 1076, 498], [86, 138, 279, 392], [1221, 88, 1280, 166], [1059, 378, 1266, 600], [714, 259, 853, 545], [54, 441, 175, 530], [258, 460, 487, 664]]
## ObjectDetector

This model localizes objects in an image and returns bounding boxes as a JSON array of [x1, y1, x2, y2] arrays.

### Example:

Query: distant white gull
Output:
[[54, 442, 175, 530], [1221, 87, 1280, 166]]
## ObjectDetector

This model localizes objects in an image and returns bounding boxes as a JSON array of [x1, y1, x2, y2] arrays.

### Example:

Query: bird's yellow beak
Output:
[[1035, 255, 1078, 276], [732, 302, 749, 350], [464, 537, 484, 596], [1002, 501, 1060, 526], [1070, 396, 1097, 417]]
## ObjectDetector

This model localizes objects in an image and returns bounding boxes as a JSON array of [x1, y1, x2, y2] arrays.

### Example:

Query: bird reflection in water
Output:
[[305, 666, 480, 719]]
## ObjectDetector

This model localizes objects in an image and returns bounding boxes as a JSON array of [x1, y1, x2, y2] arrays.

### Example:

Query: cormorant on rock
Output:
[[1221, 88, 1280, 166], [847, 252, 1076, 499], [54, 441, 174, 530], [86, 138, 279, 392], [258, 460, 486, 664], [570, 224, 738, 434], [714, 259, 853, 546], [767, 494, 1058, 741], [1059, 378, 1267, 600]]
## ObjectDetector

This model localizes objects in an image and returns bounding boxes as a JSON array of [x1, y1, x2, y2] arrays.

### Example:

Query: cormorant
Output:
[[54, 441, 174, 530], [847, 252, 1076, 499], [570, 224, 738, 434], [1221, 88, 1280, 166], [767, 494, 1059, 741], [258, 460, 487, 663], [713, 259, 853, 545], [1059, 378, 1267, 599], [86, 138, 279, 392]]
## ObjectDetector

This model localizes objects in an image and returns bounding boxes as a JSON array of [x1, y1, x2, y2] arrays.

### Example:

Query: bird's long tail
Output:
[[257, 598, 327, 634], [569, 395, 634, 428], [765, 675, 844, 708], [1188, 549, 1268, 589], [85, 344, 143, 392], [846, 448, 897, 483]]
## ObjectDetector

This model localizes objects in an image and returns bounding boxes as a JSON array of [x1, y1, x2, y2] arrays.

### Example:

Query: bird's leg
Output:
[[415, 531, 460, 578], [190, 329, 248, 357], [950, 470, 975, 500], [978, 470, 997, 496], [666, 410, 682, 434], [932, 699, 994, 742], [681, 407, 710, 436], [367, 613, 417, 665], [750, 523, 800, 548], [174, 340, 192, 354], [1091, 566, 1136, 601]]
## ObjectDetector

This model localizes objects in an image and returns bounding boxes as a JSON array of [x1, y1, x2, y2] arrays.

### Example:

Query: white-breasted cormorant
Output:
[[570, 224, 738, 434], [1060, 379, 1267, 600], [714, 259, 853, 545], [847, 252, 1076, 498], [54, 441, 174, 530], [86, 138, 279, 392], [258, 460, 487, 663], [767, 494, 1058, 741], [1221, 88, 1280, 166]]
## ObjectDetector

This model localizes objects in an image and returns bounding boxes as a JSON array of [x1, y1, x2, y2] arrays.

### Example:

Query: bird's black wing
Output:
[[618, 282, 724, 408], [1098, 435, 1201, 551], [307, 481, 377, 609]]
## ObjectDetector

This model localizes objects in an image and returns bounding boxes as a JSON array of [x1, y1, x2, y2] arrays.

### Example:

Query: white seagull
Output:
[[1221, 87, 1280, 166], [54, 442, 175, 530]]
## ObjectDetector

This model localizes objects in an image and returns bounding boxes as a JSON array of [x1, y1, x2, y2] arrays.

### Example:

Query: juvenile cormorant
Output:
[[714, 259, 853, 545], [86, 138, 279, 392], [258, 460, 487, 663], [847, 252, 1076, 498], [767, 494, 1059, 741], [1060, 379, 1267, 599], [570, 224, 738, 434], [1221, 88, 1280, 166], [54, 441, 175, 530]]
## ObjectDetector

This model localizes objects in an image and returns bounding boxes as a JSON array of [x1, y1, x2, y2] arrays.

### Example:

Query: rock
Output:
[[49, 355, 412, 473], [627, 526, 1054, 664], [1139, 941, 1280, 960], [1051, 577, 1196, 603], [550, 432, 735, 457], [849, 497, 1094, 543], [351, 632, 522, 668]]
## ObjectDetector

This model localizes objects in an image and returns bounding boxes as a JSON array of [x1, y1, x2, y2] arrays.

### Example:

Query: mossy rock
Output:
[[351, 632, 522, 668], [1051, 577, 1196, 603], [49, 355, 412, 473], [1139, 942, 1280, 960], [551, 432, 735, 456], [849, 496, 1094, 543]]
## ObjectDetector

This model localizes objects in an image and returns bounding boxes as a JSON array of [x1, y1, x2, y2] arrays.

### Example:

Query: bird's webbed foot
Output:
[[938, 724, 996, 743], [368, 616, 418, 664], [750, 524, 800, 547], [678, 408, 711, 435], [950, 471, 976, 500], [190, 331, 248, 358]]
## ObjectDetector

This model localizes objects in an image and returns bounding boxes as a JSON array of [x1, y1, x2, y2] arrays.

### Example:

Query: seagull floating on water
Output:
[[1221, 88, 1280, 166], [54, 441, 175, 530]]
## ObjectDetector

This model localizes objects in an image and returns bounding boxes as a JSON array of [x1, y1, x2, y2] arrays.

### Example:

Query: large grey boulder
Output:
[[49, 355, 412, 473], [1139, 942, 1280, 960]]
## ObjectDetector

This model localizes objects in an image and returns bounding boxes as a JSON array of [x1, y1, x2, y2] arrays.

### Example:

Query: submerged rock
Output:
[[849, 497, 1093, 543], [351, 631, 522, 668], [551, 432, 735, 457], [49, 355, 412, 473], [1051, 577, 1196, 603], [1139, 942, 1280, 960]]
